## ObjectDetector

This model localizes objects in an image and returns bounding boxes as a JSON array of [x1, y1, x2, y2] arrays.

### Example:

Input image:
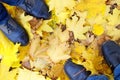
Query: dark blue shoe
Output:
[[64, 59, 91, 80], [18, 0, 51, 19], [102, 40, 120, 70], [0, 4, 29, 46]]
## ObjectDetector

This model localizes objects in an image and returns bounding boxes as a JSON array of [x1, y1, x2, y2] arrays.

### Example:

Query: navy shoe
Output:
[[102, 40, 120, 70], [64, 59, 91, 80], [18, 0, 51, 19], [0, 4, 29, 46]]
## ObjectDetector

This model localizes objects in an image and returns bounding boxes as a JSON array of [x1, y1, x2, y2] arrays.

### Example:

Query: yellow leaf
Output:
[[55, 10, 70, 24], [72, 42, 112, 75], [48, 0, 75, 14], [36, 20, 53, 36], [17, 68, 46, 80], [107, 8, 120, 26], [3, 4, 16, 18], [47, 37, 70, 63], [92, 24, 104, 36], [75, 0, 106, 18], [18, 13, 33, 39], [74, 42, 86, 54], [66, 11, 90, 40], [18, 44, 30, 60], [54, 28, 69, 42], [0, 63, 18, 80], [0, 31, 20, 66], [106, 25, 120, 40]]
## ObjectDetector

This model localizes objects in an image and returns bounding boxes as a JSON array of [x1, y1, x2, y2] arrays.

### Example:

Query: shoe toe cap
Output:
[[16, 32, 29, 46], [64, 59, 91, 80], [102, 40, 120, 69]]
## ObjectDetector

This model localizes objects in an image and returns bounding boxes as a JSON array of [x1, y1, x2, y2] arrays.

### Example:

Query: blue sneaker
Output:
[[0, 4, 29, 46], [18, 0, 51, 19], [64, 59, 91, 80], [102, 40, 120, 70]]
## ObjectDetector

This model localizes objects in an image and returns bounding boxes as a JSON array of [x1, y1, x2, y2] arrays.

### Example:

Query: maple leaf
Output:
[[55, 10, 70, 24], [17, 68, 46, 80], [29, 37, 51, 70], [106, 25, 120, 40], [17, 13, 34, 39], [0, 63, 18, 80], [54, 27, 69, 42], [0, 31, 20, 66], [75, 0, 106, 18], [3, 4, 16, 18], [47, 35, 71, 63], [71, 42, 112, 75], [87, 14, 106, 25], [36, 20, 53, 36], [111, 0, 120, 5], [18, 44, 30, 61], [66, 11, 90, 40], [48, 0, 75, 14], [107, 8, 120, 26]]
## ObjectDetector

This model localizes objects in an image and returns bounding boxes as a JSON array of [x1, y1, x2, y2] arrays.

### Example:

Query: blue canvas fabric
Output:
[[114, 64, 120, 80], [0, 0, 51, 19], [0, 0, 51, 45], [0, 3, 29, 45], [18, 0, 51, 19], [102, 41, 120, 70], [0, 0, 23, 5], [64, 59, 91, 80], [64, 60, 120, 80], [86, 64, 120, 80], [86, 75, 108, 80], [64, 41, 120, 80], [0, 3, 9, 24]]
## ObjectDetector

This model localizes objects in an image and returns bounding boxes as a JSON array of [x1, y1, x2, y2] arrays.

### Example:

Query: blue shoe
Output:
[[102, 40, 120, 70], [18, 0, 51, 19], [0, 4, 29, 46], [64, 59, 91, 80], [86, 75, 108, 80]]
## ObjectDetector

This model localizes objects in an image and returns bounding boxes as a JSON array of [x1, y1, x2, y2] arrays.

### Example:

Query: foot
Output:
[[64, 59, 91, 80], [102, 40, 120, 70], [0, 4, 29, 46], [18, 0, 51, 19]]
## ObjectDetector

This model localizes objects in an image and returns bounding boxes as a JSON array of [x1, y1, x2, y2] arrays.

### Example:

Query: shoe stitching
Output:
[[73, 68, 85, 77]]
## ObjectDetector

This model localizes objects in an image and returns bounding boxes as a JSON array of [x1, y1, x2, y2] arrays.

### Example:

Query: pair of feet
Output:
[[64, 40, 120, 80], [0, 0, 51, 46]]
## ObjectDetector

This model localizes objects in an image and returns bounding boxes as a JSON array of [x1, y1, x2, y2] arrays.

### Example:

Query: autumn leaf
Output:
[[71, 42, 112, 75], [107, 8, 120, 26], [17, 68, 46, 80], [92, 24, 104, 36], [75, 0, 106, 18], [66, 11, 90, 40], [3, 4, 16, 18], [48, 0, 75, 14], [0, 31, 20, 66], [47, 36, 71, 63], [18, 13, 34, 39], [106, 25, 120, 40], [0, 63, 18, 80], [55, 10, 70, 24], [54, 27, 69, 42], [36, 20, 53, 36]]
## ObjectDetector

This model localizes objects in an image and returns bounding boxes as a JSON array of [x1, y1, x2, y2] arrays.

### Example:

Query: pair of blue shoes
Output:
[[0, 0, 51, 45], [64, 41, 120, 80]]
